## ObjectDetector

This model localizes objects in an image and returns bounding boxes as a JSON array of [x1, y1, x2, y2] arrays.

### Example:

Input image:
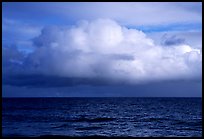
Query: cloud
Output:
[[3, 2, 202, 27], [3, 19, 202, 87], [2, 18, 42, 53], [147, 30, 202, 49], [3, 74, 114, 87], [161, 34, 186, 46], [2, 18, 42, 41], [3, 80, 202, 97]]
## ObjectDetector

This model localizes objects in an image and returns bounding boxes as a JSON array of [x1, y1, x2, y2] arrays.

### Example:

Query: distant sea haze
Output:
[[2, 97, 202, 137]]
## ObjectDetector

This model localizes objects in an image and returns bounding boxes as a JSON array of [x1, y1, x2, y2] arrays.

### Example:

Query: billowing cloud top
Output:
[[3, 19, 202, 86]]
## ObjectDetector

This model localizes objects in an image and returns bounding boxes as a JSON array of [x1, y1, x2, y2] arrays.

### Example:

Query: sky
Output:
[[2, 2, 202, 97]]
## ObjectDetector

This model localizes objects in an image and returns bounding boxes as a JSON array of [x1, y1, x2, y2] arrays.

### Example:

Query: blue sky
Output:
[[2, 2, 202, 97]]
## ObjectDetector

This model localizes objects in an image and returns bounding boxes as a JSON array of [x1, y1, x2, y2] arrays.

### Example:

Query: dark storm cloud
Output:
[[2, 74, 120, 88], [2, 79, 202, 97], [3, 72, 201, 89]]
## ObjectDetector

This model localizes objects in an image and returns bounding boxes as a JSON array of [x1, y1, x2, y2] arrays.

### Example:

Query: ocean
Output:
[[2, 97, 202, 137]]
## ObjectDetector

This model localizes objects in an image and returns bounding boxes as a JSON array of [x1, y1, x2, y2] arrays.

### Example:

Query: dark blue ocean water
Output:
[[2, 97, 202, 137]]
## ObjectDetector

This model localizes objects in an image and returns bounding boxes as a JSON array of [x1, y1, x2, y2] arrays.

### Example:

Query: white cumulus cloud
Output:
[[10, 19, 202, 84]]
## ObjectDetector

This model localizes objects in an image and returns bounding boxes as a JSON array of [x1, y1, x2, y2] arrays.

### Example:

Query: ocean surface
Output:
[[2, 97, 202, 137]]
